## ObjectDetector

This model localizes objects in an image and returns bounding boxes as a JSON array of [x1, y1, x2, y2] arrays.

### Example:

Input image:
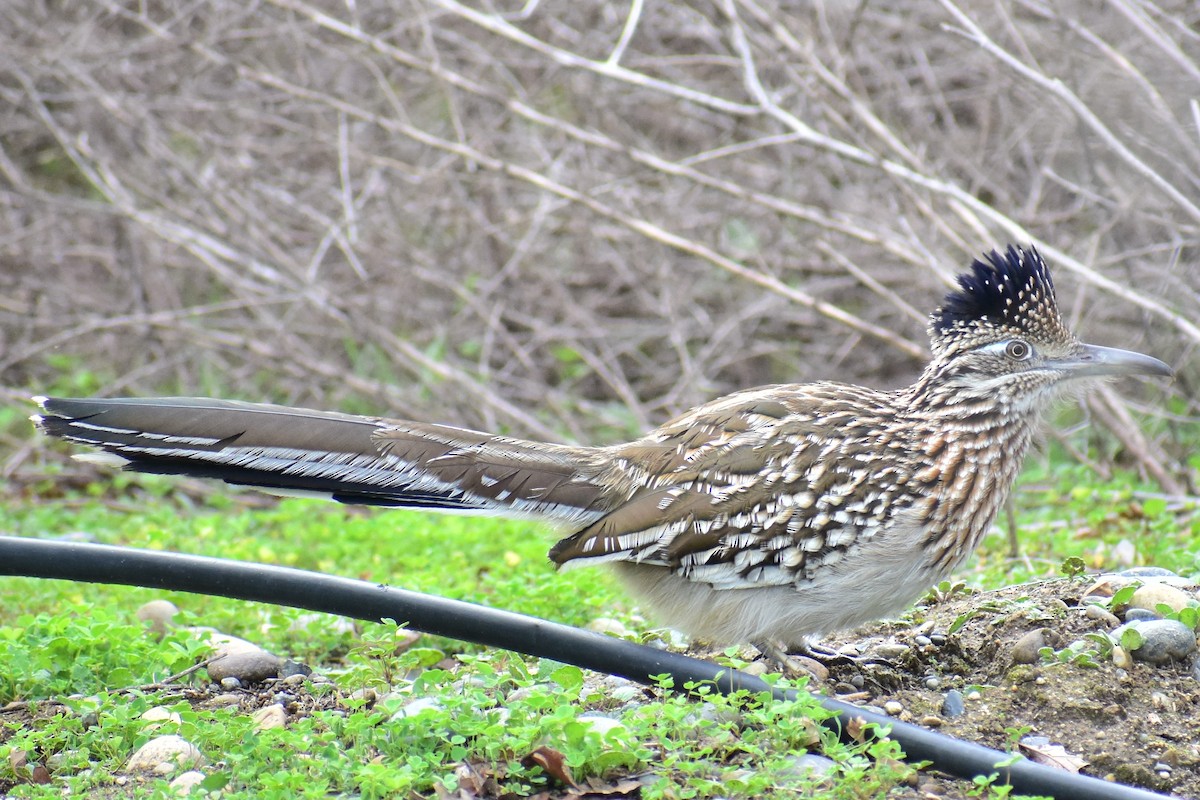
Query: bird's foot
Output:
[[752, 639, 839, 680]]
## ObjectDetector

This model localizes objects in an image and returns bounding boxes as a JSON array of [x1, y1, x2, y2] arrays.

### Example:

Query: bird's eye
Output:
[[1005, 340, 1031, 360]]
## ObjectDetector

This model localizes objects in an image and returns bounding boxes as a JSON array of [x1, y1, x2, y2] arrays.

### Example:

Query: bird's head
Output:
[[923, 245, 1171, 411]]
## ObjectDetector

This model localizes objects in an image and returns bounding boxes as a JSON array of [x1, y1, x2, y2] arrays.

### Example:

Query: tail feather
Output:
[[32, 396, 610, 524]]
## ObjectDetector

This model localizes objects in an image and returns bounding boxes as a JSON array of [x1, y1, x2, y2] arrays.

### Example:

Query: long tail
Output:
[[32, 396, 612, 526]]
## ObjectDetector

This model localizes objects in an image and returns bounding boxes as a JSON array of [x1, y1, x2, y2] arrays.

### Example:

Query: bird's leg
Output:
[[751, 639, 844, 678]]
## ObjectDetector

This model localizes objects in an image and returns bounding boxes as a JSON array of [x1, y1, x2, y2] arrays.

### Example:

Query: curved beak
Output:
[[1056, 343, 1174, 380]]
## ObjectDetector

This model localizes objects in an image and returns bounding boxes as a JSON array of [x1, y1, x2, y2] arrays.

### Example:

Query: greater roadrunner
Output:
[[33, 246, 1171, 650]]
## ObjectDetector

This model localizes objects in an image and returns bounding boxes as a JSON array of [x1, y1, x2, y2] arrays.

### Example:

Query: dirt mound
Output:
[[820, 577, 1200, 796]]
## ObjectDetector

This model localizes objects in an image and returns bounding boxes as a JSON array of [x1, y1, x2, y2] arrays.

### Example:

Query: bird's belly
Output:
[[612, 518, 950, 648]]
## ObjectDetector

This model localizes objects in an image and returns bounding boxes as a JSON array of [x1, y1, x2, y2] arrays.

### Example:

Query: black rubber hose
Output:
[[0, 535, 1162, 800]]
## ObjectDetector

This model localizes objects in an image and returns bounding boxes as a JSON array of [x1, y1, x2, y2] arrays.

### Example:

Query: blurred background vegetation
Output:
[[1, 0, 1196, 489]]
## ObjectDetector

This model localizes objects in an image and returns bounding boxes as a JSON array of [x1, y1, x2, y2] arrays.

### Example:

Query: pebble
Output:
[[390, 697, 442, 721], [169, 770, 206, 794], [924, 676, 941, 690], [782, 753, 836, 779], [912, 635, 932, 648], [209, 693, 242, 708], [1112, 645, 1133, 670], [219, 677, 241, 691], [348, 688, 377, 705], [194, 629, 262, 657], [1119, 567, 1178, 579], [883, 700, 904, 716], [1111, 620, 1197, 664], [136, 600, 179, 635], [929, 632, 947, 647], [1123, 608, 1160, 623], [207, 651, 283, 685], [941, 689, 965, 718], [1192, 657, 1200, 682], [1130, 583, 1193, 615], [920, 715, 943, 727], [127, 735, 203, 774], [141, 706, 182, 727], [1084, 605, 1120, 627], [1010, 629, 1047, 665], [587, 617, 632, 638], [278, 660, 311, 680], [252, 705, 287, 730], [577, 714, 625, 736], [281, 673, 308, 687], [875, 643, 909, 659]]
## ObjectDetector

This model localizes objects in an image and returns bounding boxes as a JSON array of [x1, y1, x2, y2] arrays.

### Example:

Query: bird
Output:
[[32, 245, 1172, 654]]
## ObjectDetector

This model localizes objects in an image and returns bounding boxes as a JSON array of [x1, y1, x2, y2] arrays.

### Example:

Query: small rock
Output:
[[127, 735, 203, 774], [740, 660, 769, 677], [1112, 645, 1134, 670], [883, 700, 903, 716], [348, 687, 377, 705], [136, 600, 179, 635], [390, 697, 442, 721], [1123, 608, 1160, 623], [281, 673, 308, 687], [929, 632, 947, 647], [913, 635, 932, 648], [782, 753, 836, 779], [1084, 605, 1120, 627], [577, 715, 624, 736], [170, 770, 206, 794], [219, 677, 242, 691], [209, 693, 241, 708], [1010, 629, 1047, 665], [941, 690, 965, 718], [1119, 567, 1178, 579], [207, 651, 282, 685], [965, 689, 982, 701], [920, 715, 943, 727], [278, 660, 311, 679], [192, 629, 262, 657], [924, 676, 941, 690], [1150, 692, 1175, 712], [1111, 620, 1197, 665], [252, 705, 287, 730], [141, 706, 182, 727], [587, 617, 631, 638], [1130, 583, 1193, 615], [875, 642, 909, 659], [833, 682, 858, 695]]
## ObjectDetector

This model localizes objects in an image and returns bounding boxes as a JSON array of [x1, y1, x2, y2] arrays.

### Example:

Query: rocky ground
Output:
[[4, 571, 1196, 798], [808, 569, 1200, 798]]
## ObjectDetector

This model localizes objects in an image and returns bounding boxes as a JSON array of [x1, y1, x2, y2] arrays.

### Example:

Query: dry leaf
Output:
[[1019, 740, 1089, 773], [522, 745, 577, 789]]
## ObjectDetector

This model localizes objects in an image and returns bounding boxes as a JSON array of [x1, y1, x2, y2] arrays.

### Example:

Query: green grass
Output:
[[1, 456, 1196, 798]]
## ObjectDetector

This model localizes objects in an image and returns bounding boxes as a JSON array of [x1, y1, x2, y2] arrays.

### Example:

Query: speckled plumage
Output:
[[33, 245, 1171, 648]]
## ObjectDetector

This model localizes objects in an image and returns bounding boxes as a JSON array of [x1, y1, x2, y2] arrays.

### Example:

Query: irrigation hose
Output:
[[0, 535, 1164, 800]]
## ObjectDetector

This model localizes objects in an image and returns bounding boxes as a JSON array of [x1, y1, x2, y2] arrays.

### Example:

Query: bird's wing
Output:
[[549, 384, 910, 588]]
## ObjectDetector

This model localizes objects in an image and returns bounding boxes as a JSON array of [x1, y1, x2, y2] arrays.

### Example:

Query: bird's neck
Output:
[[896, 364, 1046, 574]]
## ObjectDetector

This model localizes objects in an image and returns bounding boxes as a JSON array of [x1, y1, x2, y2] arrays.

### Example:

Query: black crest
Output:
[[932, 245, 1066, 341]]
